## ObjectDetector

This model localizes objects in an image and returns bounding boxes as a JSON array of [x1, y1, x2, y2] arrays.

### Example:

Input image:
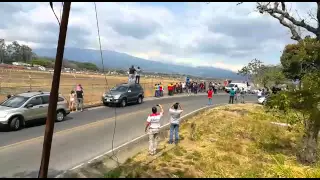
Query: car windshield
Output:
[[0, 96, 29, 108], [111, 86, 128, 92], [228, 84, 235, 87]]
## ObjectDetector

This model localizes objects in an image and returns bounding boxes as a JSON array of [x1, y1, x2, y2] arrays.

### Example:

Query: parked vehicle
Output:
[[225, 83, 249, 93], [0, 91, 70, 131], [102, 83, 144, 107]]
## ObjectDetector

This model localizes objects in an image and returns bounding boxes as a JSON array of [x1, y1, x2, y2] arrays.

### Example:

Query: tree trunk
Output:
[[297, 119, 319, 164]]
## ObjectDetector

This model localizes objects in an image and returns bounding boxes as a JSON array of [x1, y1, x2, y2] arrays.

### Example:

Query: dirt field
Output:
[[0, 69, 182, 105]]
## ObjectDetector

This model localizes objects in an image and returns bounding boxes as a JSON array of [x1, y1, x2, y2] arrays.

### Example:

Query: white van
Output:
[[225, 83, 248, 92]]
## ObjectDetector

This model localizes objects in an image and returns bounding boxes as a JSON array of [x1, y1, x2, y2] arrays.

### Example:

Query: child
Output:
[[69, 90, 76, 111], [207, 87, 213, 105]]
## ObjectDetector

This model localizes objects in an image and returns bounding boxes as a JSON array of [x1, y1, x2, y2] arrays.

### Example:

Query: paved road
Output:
[[0, 94, 256, 178]]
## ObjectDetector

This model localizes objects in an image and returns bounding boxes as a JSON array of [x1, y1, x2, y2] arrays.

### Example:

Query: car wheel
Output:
[[56, 110, 66, 122], [137, 96, 143, 104], [9, 116, 22, 131], [120, 98, 127, 107]]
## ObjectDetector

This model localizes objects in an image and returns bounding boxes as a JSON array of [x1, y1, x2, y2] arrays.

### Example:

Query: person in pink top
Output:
[[207, 87, 213, 106]]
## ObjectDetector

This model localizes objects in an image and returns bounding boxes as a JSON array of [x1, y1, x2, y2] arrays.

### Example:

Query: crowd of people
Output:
[[153, 80, 225, 98]]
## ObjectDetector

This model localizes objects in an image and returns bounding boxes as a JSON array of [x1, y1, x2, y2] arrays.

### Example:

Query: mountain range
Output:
[[33, 48, 243, 80]]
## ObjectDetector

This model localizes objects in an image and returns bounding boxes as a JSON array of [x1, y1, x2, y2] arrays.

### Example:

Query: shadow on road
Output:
[[0, 168, 62, 178]]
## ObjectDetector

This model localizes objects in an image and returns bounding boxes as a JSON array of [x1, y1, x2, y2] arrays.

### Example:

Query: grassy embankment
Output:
[[104, 103, 320, 178]]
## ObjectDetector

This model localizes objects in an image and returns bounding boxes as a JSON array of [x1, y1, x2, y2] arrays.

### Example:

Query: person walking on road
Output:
[[229, 88, 235, 104], [168, 102, 183, 144], [145, 104, 164, 155], [76, 84, 84, 112], [207, 87, 213, 106]]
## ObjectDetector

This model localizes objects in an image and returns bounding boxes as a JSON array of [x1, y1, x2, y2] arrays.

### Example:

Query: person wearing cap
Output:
[[145, 104, 164, 155], [168, 102, 183, 144]]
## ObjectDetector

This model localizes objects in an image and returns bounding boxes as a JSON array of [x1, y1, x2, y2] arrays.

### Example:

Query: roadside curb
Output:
[[55, 102, 256, 178]]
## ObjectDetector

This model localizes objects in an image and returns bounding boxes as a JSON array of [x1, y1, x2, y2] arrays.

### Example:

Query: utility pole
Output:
[[38, 2, 71, 178]]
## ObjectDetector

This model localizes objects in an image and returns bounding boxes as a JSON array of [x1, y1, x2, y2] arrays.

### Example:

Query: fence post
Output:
[[29, 73, 32, 91], [91, 81, 94, 105]]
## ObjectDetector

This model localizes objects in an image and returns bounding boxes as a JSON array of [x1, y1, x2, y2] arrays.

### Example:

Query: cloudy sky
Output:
[[0, 2, 317, 71]]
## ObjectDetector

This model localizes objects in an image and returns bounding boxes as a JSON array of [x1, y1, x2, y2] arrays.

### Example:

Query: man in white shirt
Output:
[[145, 104, 164, 155], [135, 66, 141, 84], [168, 102, 183, 144]]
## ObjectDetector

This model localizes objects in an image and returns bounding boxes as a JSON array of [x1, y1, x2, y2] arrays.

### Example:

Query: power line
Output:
[[93, 2, 120, 166], [49, 2, 61, 26]]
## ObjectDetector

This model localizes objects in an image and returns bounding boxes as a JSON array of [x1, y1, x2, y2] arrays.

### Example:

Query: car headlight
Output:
[[113, 94, 121, 99]]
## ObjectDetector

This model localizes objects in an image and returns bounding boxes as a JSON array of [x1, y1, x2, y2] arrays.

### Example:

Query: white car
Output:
[[258, 96, 267, 105], [225, 83, 248, 92]]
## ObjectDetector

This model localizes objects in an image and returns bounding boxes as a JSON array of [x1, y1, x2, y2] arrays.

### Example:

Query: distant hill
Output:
[[33, 48, 243, 79]]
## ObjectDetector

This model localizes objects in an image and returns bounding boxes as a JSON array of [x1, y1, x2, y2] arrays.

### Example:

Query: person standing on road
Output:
[[69, 90, 76, 111], [76, 84, 84, 112], [240, 87, 245, 104], [207, 87, 213, 106], [229, 88, 235, 104], [159, 83, 163, 97], [154, 84, 158, 97], [168, 102, 183, 144], [145, 104, 164, 155]]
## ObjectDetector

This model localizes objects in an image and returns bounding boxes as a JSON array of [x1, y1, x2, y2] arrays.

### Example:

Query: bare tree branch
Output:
[[308, 10, 318, 22], [258, 3, 318, 34]]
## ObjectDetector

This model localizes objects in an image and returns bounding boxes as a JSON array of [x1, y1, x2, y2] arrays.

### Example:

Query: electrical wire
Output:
[[94, 2, 120, 167], [49, 2, 61, 26]]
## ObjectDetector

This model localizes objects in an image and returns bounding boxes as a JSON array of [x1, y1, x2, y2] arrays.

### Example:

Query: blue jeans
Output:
[[169, 124, 179, 144], [208, 98, 212, 105]]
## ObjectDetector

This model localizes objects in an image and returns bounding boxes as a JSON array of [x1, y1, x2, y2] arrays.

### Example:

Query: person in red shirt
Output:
[[207, 87, 213, 105]]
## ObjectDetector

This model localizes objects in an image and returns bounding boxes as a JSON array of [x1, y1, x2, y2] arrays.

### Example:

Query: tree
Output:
[[267, 71, 320, 164], [239, 59, 285, 87], [235, 2, 320, 164], [238, 2, 320, 41], [238, 58, 264, 82], [0, 39, 5, 64], [280, 37, 320, 80]]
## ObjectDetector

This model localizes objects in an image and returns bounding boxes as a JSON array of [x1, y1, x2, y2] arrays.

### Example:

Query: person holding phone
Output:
[[168, 102, 183, 144], [145, 104, 164, 155]]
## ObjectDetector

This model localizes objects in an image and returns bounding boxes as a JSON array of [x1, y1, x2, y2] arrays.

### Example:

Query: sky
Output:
[[0, 2, 317, 72]]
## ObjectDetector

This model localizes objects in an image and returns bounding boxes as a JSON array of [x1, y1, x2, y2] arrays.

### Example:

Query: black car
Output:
[[101, 83, 144, 107]]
